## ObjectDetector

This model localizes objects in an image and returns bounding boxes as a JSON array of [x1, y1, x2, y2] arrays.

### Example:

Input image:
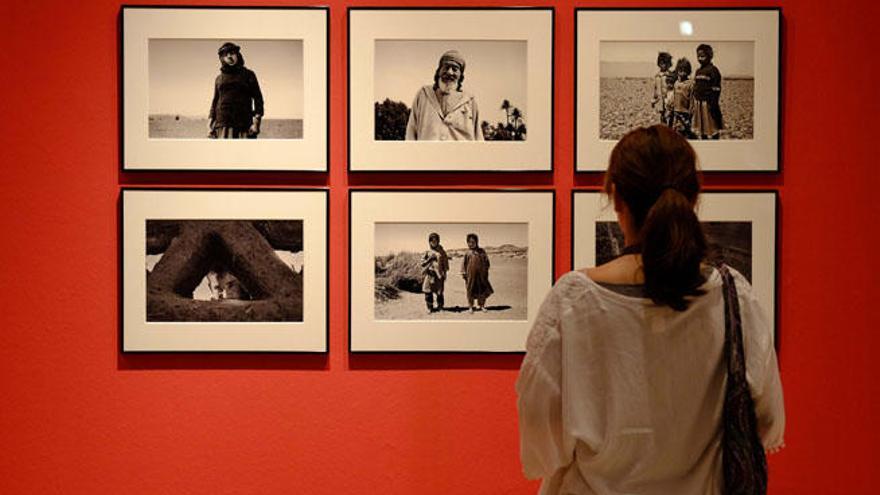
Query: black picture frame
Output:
[[574, 7, 782, 174], [120, 187, 329, 353], [347, 7, 555, 173], [349, 188, 556, 353], [120, 5, 330, 172], [570, 189, 780, 346]]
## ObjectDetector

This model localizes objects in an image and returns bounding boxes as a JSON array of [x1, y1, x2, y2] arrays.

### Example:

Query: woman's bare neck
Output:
[[580, 254, 644, 285]]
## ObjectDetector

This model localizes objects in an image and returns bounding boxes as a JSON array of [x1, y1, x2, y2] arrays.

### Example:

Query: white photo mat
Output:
[[122, 7, 327, 171], [122, 189, 328, 352], [576, 9, 779, 171], [350, 191, 554, 352], [349, 9, 553, 171], [572, 191, 776, 338]]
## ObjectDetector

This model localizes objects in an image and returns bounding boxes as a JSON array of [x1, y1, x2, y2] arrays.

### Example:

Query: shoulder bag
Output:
[[718, 263, 768, 494]]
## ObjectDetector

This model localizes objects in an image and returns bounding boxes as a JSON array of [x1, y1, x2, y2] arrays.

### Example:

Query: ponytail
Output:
[[606, 125, 708, 311], [641, 188, 707, 311]]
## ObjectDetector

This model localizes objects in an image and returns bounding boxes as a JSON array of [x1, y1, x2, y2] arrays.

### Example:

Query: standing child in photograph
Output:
[[663, 69, 677, 128], [671, 58, 696, 138], [208, 42, 264, 139], [652, 52, 673, 124], [420, 232, 449, 314], [461, 233, 493, 313], [692, 43, 724, 139]]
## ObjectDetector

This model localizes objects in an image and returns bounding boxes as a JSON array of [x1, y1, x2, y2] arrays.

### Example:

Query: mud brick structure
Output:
[[146, 220, 303, 322]]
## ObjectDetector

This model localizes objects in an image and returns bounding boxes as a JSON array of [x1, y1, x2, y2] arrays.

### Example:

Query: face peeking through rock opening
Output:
[[206, 270, 251, 301]]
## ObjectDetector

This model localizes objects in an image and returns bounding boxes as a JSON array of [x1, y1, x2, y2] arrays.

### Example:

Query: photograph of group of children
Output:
[[373, 223, 528, 321], [599, 40, 755, 141]]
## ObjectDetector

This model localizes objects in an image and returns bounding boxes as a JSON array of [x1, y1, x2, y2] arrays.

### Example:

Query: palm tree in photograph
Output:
[[511, 107, 525, 141], [501, 99, 511, 127], [482, 100, 527, 141]]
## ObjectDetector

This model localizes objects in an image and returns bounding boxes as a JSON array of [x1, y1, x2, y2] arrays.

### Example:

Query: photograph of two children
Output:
[[374, 224, 528, 321]]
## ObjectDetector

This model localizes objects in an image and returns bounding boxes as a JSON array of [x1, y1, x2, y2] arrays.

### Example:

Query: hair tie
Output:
[[660, 184, 678, 194]]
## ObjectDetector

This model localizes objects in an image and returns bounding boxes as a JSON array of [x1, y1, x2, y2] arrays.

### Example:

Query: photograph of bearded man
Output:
[[405, 50, 483, 141]]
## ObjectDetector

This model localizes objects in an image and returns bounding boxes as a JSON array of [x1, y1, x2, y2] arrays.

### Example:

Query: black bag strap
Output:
[[717, 263, 768, 495]]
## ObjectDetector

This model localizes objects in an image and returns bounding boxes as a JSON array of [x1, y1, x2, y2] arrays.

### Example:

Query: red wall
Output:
[[1, 0, 877, 493]]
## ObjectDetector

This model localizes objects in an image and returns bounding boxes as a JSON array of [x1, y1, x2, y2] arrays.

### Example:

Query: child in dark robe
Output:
[[461, 233, 493, 313], [692, 43, 723, 139]]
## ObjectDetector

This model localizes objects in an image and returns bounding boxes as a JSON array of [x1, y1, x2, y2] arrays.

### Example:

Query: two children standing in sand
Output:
[[421, 232, 494, 314], [652, 44, 723, 140]]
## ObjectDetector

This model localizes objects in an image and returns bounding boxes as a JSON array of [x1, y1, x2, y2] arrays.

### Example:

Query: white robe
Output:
[[405, 85, 483, 141]]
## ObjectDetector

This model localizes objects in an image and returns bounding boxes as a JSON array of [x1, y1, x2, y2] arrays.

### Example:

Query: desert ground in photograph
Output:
[[149, 115, 303, 139], [599, 78, 754, 140]]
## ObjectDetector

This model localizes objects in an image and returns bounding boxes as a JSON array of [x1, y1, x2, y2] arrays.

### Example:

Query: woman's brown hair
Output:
[[605, 125, 708, 311]]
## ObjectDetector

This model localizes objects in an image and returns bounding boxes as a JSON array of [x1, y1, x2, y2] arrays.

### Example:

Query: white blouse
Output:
[[516, 269, 784, 494]]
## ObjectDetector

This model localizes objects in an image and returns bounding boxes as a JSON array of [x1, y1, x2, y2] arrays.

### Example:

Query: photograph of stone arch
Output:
[[145, 220, 303, 322], [122, 189, 328, 352]]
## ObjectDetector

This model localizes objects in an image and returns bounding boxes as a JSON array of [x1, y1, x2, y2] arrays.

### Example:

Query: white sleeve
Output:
[[516, 279, 573, 479], [405, 90, 420, 140], [736, 273, 786, 452]]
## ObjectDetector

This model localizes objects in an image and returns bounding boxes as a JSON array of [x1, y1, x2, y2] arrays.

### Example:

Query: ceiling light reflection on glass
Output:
[[680, 21, 694, 36]]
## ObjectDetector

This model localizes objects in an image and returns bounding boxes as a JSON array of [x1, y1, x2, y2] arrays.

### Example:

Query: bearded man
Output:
[[405, 50, 483, 141]]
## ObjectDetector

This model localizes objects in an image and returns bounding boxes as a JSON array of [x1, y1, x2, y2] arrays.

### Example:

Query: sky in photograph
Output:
[[149, 39, 304, 119], [374, 223, 528, 257], [375, 40, 527, 126], [600, 41, 754, 78]]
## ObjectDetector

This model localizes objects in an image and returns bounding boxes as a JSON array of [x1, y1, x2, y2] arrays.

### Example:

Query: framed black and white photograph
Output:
[[122, 189, 328, 352], [572, 190, 777, 337], [122, 7, 328, 171], [348, 8, 554, 171], [350, 190, 554, 352], [576, 9, 780, 172]]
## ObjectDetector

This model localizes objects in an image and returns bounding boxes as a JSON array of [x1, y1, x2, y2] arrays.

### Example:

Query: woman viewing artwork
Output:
[[517, 125, 784, 493], [208, 42, 264, 139]]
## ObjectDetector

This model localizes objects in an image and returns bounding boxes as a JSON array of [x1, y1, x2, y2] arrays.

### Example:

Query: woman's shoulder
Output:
[[549, 270, 595, 302]]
